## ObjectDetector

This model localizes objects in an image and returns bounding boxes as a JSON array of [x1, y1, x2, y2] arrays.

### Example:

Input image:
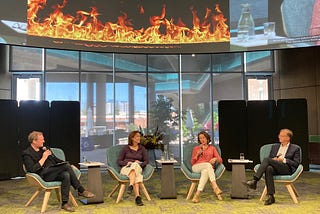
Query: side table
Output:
[[228, 159, 253, 199], [156, 160, 177, 199], [78, 161, 105, 204]]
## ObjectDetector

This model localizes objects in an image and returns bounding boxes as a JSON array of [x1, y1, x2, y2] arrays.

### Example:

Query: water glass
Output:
[[169, 153, 175, 161], [240, 153, 245, 160], [264, 22, 275, 38], [160, 154, 165, 161]]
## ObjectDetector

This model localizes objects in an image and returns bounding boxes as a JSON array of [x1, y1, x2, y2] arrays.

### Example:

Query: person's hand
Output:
[[42, 150, 51, 159], [272, 157, 284, 162], [209, 157, 217, 165]]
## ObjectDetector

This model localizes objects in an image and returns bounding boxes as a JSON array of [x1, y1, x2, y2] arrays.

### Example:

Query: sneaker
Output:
[[61, 203, 75, 212], [127, 185, 133, 194], [135, 196, 144, 206], [78, 190, 95, 198]]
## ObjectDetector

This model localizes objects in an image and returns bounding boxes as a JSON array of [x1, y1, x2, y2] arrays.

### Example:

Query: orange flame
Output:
[[27, 0, 229, 44]]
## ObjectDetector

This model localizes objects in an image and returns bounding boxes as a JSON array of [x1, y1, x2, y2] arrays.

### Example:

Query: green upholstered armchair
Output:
[[254, 143, 304, 204], [24, 148, 81, 213], [106, 145, 154, 203], [180, 143, 226, 200]]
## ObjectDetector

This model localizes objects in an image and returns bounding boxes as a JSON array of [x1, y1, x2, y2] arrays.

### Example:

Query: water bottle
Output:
[[237, 3, 255, 42]]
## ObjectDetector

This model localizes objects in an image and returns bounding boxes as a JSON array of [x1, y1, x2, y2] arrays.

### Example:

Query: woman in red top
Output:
[[190, 131, 223, 202]]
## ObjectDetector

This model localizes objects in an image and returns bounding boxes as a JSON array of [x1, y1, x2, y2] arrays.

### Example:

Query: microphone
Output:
[[276, 153, 282, 158], [42, 146, 49, 151]]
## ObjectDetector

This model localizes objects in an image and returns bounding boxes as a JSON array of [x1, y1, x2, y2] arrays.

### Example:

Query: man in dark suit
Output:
[[245, 128, 301, 205], [22, 131, 95, 212]]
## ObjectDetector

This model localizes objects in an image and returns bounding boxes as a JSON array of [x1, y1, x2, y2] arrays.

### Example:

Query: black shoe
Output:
[[61, 203, 75, 212], [127, 185, 133, 194], [244, 180, 257, 190], [264, 194, 275, 205], [135, 196, 144, 206]]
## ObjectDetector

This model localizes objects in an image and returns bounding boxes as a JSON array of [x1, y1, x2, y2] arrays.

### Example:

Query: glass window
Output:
[[181, 54, 211, 72], [115, 54, 147, 72], [148, 55, 179, 72], [114, 73, 147, 145], [11, 46, 43, 71], [46, 49, 79, 71], [45, 72, 79, 101], [212, 52, 243, 72], [80, 72, 113, 163], [81, 52, 113, 71], [247, 76, 270, 100], [181, 73, 211, 143], [245, 51, 274, 72], [148, 73, 179, 163]]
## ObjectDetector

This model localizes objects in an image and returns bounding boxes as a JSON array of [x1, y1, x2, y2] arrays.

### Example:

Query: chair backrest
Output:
[[51, 148, 66, 161], [106, 145, 125, 172], [182, 143, 222, 171], [259, 143, 302, 163]]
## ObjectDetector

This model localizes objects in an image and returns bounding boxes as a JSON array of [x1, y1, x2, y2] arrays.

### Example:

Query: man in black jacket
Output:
[[22, 131, 95, 212], [245, 128, 301, 205]]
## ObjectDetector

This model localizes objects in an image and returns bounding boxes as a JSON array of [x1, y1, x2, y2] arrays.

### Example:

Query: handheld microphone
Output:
[[276, 153, 282, 158], [42, 146, 50, 151]]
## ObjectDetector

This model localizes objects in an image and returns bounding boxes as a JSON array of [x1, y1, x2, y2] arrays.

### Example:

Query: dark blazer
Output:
[[268, 143, 301, 173]]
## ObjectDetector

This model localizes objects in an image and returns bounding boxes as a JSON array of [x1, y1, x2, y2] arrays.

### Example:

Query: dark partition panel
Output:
[[50, 101, 80, 166], [218, 100, 247, 170], [277, 99, 309, 170], [0, 100, 20, 180], [247, 100, 277, 166], [18, 100, 50, 151]]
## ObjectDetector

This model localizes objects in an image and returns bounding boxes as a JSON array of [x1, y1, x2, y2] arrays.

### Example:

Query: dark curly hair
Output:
[[197, 131, 211, 144]]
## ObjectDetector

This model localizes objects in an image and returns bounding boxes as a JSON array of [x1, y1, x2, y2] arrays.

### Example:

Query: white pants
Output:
[[120, 162, 143, 183], [192, 162, 216, 191]]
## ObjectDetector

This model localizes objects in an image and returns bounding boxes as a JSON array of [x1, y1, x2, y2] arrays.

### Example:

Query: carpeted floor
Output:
[[0, 169, 319, 214]]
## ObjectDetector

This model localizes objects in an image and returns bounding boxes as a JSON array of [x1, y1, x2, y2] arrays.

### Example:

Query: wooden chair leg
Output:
[[260, 186, 267, 201], [186, 182, 197, 200], [108, 183, 120, 197], [25, 188, 41, 206], [41, 190, 52, 213], [286, 183, 298, 204], [116, 183, 126, 203], [290, 183, 299, 197], [55, 188, 61, 202], [69, 192, 78, 207], [139, 183, 151, 201]]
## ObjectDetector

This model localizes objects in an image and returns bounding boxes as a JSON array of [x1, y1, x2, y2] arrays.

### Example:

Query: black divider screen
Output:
[[0, 99, 20, 179], [247, 100, 277, 166], [277, 99, 309, 170], [50, 101, 80, 166], [218, 100, 247, 170], [18, 100, 50, 151]]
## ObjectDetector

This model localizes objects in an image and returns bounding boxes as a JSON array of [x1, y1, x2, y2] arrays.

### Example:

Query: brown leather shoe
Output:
[[61, 203, 75, 212], [78, 190, 95, 198]]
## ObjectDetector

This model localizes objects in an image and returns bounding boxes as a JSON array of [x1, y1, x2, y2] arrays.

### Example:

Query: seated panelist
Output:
[[22, 131, 95, 212]]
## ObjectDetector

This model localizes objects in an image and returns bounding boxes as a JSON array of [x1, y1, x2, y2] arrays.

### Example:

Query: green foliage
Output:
[[139, 126, 164, 151]]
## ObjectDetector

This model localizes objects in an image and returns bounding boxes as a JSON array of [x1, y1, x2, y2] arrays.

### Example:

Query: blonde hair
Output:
[[28, 131, 43, 143], [280, 128, 293, 139]]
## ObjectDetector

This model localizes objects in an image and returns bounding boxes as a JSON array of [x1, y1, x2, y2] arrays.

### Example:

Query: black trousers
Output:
[[254, 157, 291, 195], [42, 163, 82, 203]]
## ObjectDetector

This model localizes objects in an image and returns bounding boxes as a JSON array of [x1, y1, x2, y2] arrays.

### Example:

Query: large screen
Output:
[[0, 0, 319, 53]]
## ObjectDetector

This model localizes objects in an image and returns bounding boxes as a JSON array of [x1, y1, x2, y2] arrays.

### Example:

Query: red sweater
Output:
[[191, 144, 222, 166]]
